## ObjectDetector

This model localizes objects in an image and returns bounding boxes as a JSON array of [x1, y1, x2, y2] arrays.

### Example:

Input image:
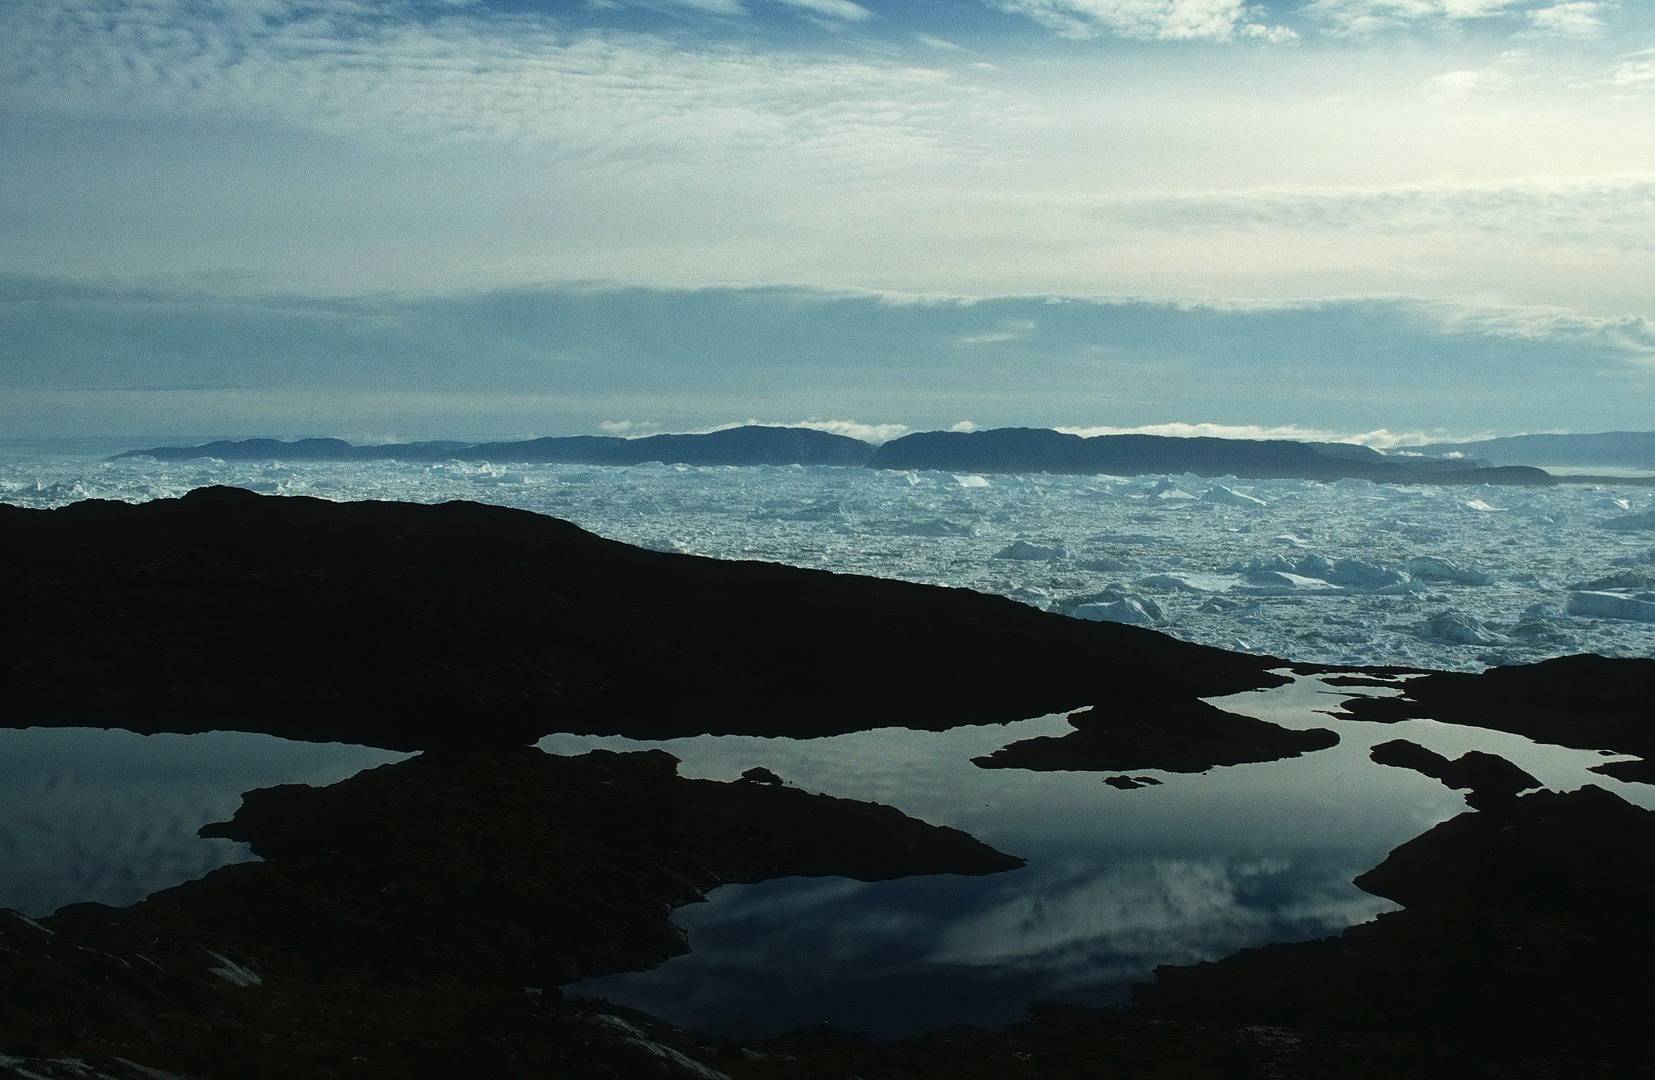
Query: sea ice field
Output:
[[7, 439, 1655, 671]]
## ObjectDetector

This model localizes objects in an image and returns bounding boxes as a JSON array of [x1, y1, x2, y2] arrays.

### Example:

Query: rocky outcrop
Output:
[[1368, 739, 1539, 807], [0, 487, 1281, 750], [1340, 654, 1655, 759], [972, 698, 1337, 773], [1138, 786, 1655, 1069]]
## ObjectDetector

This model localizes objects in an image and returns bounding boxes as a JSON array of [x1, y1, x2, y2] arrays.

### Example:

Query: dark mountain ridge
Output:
[[114, 425, 876, 467], [867, 428, 1549, 485], [116, 425, 1556, 485]]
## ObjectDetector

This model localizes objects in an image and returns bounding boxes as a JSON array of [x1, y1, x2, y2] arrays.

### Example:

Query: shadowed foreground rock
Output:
[[1341, 654, 1655, 756], [1137, 785, 1655, 1072], [1368, 738, 1539, 807], [973, 698, 1337, 773], [0, 487, 1280, 749], [0, 747, 1019, 1077]]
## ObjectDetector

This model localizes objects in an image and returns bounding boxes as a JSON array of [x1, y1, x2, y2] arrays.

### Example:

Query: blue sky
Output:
[[2, 0, 1652, 439]]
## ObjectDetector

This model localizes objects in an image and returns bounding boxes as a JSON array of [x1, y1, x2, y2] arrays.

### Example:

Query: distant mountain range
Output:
[[117, 426, 874, 467], [116, 425, 1559, 486], [1407, 431, 1655, 471], [865, 428, 1544, 484]]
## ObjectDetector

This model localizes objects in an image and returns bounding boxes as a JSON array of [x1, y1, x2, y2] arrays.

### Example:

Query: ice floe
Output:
[[1567, 591, 1655, 623], [1404, 556, 1494, 586], [994, 539, 1067, 561]]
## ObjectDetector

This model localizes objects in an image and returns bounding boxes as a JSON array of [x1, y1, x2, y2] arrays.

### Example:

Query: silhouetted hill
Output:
[[0, 487, 1277, 748], [117, 425, 1565, 485], [1409, 431, 1655, 471], [115, 425, 877, 467], [868, 428, 1551, 485]]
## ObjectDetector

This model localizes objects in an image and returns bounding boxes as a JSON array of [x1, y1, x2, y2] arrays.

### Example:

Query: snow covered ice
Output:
[[5, 442, 1655, 670]]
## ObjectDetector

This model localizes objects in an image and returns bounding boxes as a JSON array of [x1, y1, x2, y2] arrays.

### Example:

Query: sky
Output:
[[1, 0, 1652, 440]]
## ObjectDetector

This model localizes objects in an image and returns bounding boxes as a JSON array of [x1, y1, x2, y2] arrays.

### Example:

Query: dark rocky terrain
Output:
[[5, 491, 1655, 1078], [1139, 785, 1655, 1074], [972, 697, 1338, 772], [1368, 738, 1540, 806], [0, 487, 1278, 749], [1340, 654, 1655, 780]]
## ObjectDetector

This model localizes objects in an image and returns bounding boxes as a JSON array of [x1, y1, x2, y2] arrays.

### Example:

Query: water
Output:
[[4, 440, 1654, 670], [548, 674, 1654, 1039], [0, 726, 407, 917], [0, 682, 1645, 1038]]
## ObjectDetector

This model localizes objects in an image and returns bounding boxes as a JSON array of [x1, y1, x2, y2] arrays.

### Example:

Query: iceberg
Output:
[[993, 540, 1067, 561], [1567, 591, 1655, 623], [1405, 556, 1494, 586], [1237, 570, 1340, 593], [1070, 596, 1163, 627], [1322, 558, 1409, 590], [1418, 611, 1508, 646], [1603, 509, 1655, 531], [1200, 485, 1268, 509]]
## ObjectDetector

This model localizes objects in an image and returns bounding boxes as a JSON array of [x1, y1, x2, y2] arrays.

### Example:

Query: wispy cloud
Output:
[[1055, 421, 1459, 447], [708, 418, 914, 442], [0, 0, 987, 169], [1527, 1, 1611, 36], [955, 319, 1037, 345], [3, 277, 1650, 438], [992, 0, 1295, 41], [1306, 0, 1622, 35]]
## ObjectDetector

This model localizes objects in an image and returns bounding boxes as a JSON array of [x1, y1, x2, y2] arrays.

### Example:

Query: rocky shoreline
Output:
[[4, 490, 1654, 1077]]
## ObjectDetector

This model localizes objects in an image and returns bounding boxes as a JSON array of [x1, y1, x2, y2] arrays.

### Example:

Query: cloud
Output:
[[955, 319, 1037, 346], [991, 0, 1294, 42], [1527, 1, 1609, 36], [1087, 175, 1655, 251], [709, 418, 914, 442], [3, 277, 1651, 439], [1304, 0, 1616, 34], [1432, 300, 1655, 357], [1054, 422, 1451, 447], [0, 0, 988, 168], [773, 0, 873, 19], [598, 419, 665, 436], [1422, 64, 1518, 96], [1601, 48, 1655, 88]]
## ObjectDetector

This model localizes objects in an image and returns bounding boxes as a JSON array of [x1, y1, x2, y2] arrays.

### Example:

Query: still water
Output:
[[1, 674, 1644, 1039], [0, 727, 406, 916], [550, 674, 1652, 1038]]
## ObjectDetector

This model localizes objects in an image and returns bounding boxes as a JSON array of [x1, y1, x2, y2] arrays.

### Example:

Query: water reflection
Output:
[[0, 727, 407, 916], [558, 674, 1655, 1039]]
